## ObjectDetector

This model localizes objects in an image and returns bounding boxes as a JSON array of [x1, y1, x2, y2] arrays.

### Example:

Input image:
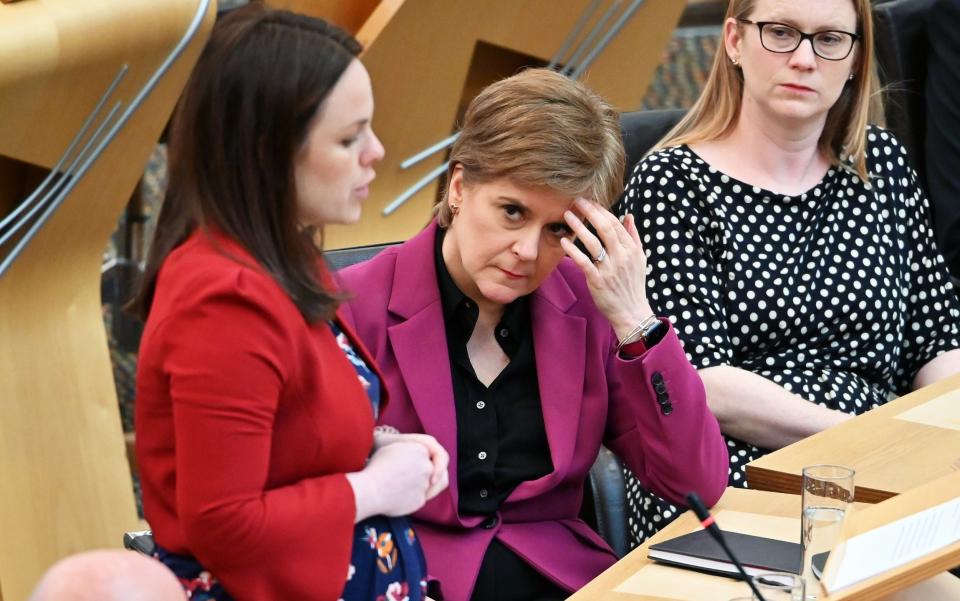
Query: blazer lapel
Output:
[[510, 267, 587, 501], [385, 223, 464, 518]]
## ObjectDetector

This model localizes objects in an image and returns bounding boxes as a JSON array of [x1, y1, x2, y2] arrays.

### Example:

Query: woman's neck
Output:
[[694, 102, 831, 196]]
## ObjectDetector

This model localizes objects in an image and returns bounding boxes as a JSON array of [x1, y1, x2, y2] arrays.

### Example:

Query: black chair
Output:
[[620, 108, 687, 181], [613, 109, 687, 215], [324, 241, 399, 271], [872, 0, 937, 176], [872, 0, 960, 290]]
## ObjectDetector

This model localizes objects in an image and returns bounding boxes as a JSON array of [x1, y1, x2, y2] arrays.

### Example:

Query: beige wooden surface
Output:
[[0, 1, 214, 599], [820, 471, 960, 601], [745, 373, 960, 503], [566, 487, 960, 601], [265, 0, 380, 33], [278, 0, 688, 249]]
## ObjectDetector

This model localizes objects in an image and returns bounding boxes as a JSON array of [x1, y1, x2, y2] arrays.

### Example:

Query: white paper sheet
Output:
[[825, 496, 960, 592]]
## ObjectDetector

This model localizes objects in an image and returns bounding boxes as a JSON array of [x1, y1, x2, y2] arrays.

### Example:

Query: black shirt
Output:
[[434, 231, 565, 601], [434, 230, 554, 516]]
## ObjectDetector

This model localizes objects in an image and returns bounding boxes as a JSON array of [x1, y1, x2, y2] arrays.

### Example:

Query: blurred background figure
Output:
[[28, 550, 185, 601]]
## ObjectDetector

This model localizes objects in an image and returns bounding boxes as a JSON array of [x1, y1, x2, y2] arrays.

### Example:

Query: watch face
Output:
[[643, 319, 667, 346]]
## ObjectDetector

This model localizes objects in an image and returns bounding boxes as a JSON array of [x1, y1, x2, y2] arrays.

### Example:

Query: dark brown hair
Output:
[[129, 4, 361, 322]]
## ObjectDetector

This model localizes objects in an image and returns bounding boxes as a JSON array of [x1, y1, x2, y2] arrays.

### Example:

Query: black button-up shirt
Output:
[[434, 231, 567, 601], [434, 231, 554, 517]]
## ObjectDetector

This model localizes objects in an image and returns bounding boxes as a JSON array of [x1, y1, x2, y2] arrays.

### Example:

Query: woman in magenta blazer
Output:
[[339, 69, 729, 601], [131, 6, 447, 600]]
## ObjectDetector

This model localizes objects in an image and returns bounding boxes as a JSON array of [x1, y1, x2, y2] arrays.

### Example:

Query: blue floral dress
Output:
[[154, 321, 432, 601]]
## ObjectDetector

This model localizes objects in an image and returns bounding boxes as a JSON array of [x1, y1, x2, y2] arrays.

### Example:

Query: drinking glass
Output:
[[801, 464, 855, 600], [727, 571, 806, 600]]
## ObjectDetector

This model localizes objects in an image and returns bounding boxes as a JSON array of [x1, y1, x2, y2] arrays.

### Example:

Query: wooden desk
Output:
[[746, 373, 960, 503], [566, 487, 960, 601]]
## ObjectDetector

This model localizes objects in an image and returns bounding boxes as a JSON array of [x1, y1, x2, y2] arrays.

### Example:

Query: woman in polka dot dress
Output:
[[618, 0, 960, 545]]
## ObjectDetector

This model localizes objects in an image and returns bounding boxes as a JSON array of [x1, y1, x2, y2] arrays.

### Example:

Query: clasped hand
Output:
[[356, 431, 449, 518], [559, 198, 654, 342]]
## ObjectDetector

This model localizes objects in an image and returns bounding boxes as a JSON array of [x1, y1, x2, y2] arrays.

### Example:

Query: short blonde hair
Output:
[[651, 0, 884, 182], [436, 68, 624, 227]]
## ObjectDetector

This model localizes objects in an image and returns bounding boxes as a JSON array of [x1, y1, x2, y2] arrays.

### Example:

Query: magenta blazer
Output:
[[339, 221, 727, 601]]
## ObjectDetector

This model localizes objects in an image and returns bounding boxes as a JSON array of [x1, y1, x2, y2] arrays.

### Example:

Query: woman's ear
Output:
[[724, 17, 743, 65], [448, 164, 465, 210], [849, 47, 861, 82]]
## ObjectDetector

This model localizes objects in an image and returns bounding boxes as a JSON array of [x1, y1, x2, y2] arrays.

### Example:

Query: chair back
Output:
[[620, 108, 687, 182], [325, 241, 398, 271], [873, 0, 937, 176]]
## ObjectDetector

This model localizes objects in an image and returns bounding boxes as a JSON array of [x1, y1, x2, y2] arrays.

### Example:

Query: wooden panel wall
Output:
[[0, 1, 215, 598], [269, 0, 687, 249]]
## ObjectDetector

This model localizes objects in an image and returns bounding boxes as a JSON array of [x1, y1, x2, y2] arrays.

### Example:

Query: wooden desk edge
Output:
[[745, 465, 894, 504], [745, 373, 960, 499]]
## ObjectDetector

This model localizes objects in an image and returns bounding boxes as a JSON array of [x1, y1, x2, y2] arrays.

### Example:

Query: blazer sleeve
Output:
[[156, 269, 358, 600], [602, 323, 729, 507]]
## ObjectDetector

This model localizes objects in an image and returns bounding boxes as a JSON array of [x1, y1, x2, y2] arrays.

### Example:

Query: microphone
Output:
[[685, 491, 769, 601]]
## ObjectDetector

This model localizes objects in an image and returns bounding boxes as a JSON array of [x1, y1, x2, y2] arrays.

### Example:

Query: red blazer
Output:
[[339, 221, 728, 601], [136, 230, 381, 601]]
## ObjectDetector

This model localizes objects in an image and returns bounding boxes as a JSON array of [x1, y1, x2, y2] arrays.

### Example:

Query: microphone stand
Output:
[[685, 492, 769, 601]]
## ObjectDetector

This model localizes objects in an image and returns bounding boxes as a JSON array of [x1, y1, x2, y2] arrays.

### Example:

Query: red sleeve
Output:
[[618, 339, 647, 357], [157, 269, 358, 600]]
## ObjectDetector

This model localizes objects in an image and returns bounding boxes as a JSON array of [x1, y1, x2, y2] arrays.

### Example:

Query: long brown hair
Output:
[[651, 0, 884, 181], [129, 4, 361, 322]]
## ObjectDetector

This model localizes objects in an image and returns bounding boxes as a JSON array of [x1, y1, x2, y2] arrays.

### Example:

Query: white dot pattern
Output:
[[617, 127, 960, 547]]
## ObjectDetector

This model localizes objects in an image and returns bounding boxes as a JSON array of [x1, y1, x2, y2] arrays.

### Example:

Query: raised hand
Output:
[[559, 198, 654, 342]]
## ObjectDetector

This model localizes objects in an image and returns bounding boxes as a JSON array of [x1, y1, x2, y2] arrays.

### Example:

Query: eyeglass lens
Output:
[[760, 23, 854, 60]]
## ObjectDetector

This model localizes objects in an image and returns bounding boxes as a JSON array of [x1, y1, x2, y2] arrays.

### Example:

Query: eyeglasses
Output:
[[737, 19, 859, 61]]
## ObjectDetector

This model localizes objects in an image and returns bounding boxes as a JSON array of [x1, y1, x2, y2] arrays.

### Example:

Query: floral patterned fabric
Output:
[[331, 321, 431, 601], [155, 515, 429, 601], [341, 515, 429, 601]]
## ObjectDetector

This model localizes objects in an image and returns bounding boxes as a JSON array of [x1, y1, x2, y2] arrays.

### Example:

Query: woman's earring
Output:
[[848, 73, 855, 81], [450, 203, 460, 217], [731, 56, 739, 66]]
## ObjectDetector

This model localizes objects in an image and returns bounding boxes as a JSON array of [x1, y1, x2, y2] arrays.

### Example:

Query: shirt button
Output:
[[478, 451, 487, 460], [499, 328, 509, 338], [476, 401, 486, 410], [479, 488, 489, 498]]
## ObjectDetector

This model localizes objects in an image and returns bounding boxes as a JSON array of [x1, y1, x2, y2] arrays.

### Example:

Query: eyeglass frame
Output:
[[736, 18, 860, 61]]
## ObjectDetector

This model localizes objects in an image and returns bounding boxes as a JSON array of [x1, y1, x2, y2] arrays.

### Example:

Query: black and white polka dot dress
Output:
[[617, 126, 960, 546]]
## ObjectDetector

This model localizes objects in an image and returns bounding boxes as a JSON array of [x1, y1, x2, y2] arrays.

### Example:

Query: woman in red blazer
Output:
[[339, 69, 729, 601], [131, 6, 447, 601]]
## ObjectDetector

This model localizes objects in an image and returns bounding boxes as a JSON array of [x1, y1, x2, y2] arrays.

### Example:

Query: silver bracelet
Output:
[[617, 315, 659, 351]]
